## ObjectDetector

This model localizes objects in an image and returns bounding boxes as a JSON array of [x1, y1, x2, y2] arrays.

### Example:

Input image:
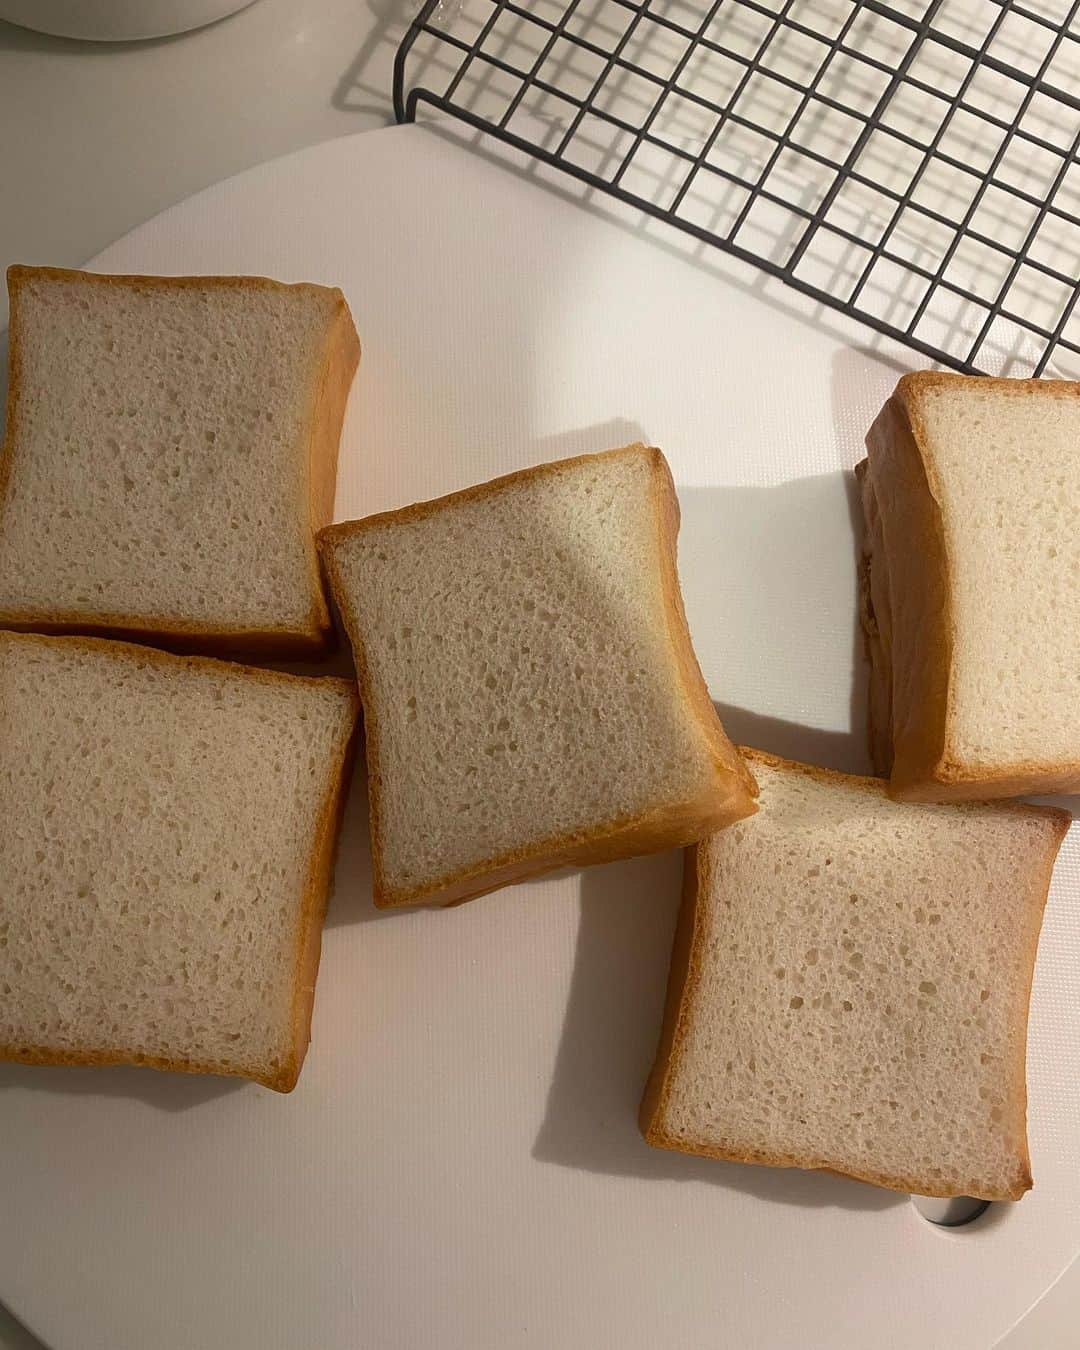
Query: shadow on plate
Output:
[[716, 701, 868, 774], [323, 749, 386, 927], [0, 1296, 41, 1350], [0, 1058, 245, 1111], [530, 418, 647, 462], [676, 471, 872, 779]]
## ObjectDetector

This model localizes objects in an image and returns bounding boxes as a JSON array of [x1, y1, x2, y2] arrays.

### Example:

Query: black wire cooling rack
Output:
[[393, 0, 1080, 375]]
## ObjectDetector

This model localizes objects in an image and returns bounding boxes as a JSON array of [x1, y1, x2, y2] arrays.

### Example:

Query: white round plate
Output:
[[0, 124, 1077, 1350]]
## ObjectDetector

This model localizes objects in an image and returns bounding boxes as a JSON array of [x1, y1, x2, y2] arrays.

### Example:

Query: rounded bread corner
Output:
[[639, 1115, 669, 1150], [259, 1060, 302, 1094]]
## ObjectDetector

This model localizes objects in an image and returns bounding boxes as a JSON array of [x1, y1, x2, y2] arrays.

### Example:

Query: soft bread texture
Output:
[[0, 632, 359, 1091], [641, 749, 1069, 1200], [0, 266, 359, 658], [860, 371, 1080, 800], [320, 444, 757, 908]]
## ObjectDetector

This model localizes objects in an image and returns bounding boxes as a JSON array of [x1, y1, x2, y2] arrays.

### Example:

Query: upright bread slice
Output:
[[0, 632, 359, 1091], [641, 749, 1069, 1200], [319, 444, 757, 908], [860, 371, 1080, 799], [0, 266, 359, 658]]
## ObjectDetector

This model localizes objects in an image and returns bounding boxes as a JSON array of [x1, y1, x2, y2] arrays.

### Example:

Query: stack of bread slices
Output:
[[0, 266, 363, 1092], [0, 267, 1072, 1206]]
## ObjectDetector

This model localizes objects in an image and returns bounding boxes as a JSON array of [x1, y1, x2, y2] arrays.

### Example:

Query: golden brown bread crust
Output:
[[638, 837, 706, 1143], [721, 746, 1070, 818], [894, 370, 1080, 403], [640, 746, 1070, 1200], [0, 265, 360, 661], [0, 612, 336, 660], [386, 792, 755, 910], [865, 370, 1080, 799], [302, 289, 361, 634], [280, 689, 360, 1091], [0, 630, 360, 1093], [892, 765, 1080, 801], [854, 459, 894, 777], [0, 631, 359, 721], [864, 385, 953, 794], [319, 444, 758, 909], [1001, 811, 1065, 1197]]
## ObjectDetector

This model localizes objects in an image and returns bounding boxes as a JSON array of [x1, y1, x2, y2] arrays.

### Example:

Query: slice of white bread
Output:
[[319, 444, 757, 908], [859, 371, 1080, 800], [0, 631, 359, 1091], [0, 266, 359, 659], [641, 749, 1069, 1200]]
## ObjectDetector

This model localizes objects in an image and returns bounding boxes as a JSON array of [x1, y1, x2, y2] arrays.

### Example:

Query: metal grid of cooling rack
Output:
[[393, 0, 1080, 376]]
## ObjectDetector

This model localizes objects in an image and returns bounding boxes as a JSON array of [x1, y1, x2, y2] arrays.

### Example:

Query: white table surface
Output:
[[0, 3, 1076, 1346]]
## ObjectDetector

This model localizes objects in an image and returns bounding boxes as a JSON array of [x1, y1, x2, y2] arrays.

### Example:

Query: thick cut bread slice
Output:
[[641, 749, 1069, 1200], [0, 266, 359, 658], [0, 632, 359, 1091], [860, 371, 1080, 800], [319, 444, 757, 908]]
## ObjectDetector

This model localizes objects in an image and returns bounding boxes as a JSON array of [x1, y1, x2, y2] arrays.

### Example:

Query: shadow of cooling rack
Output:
[[393, 0, 1080, 376]]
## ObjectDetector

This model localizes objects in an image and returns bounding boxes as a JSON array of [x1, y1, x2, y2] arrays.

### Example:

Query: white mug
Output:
[[0, 0, 261, 40]]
